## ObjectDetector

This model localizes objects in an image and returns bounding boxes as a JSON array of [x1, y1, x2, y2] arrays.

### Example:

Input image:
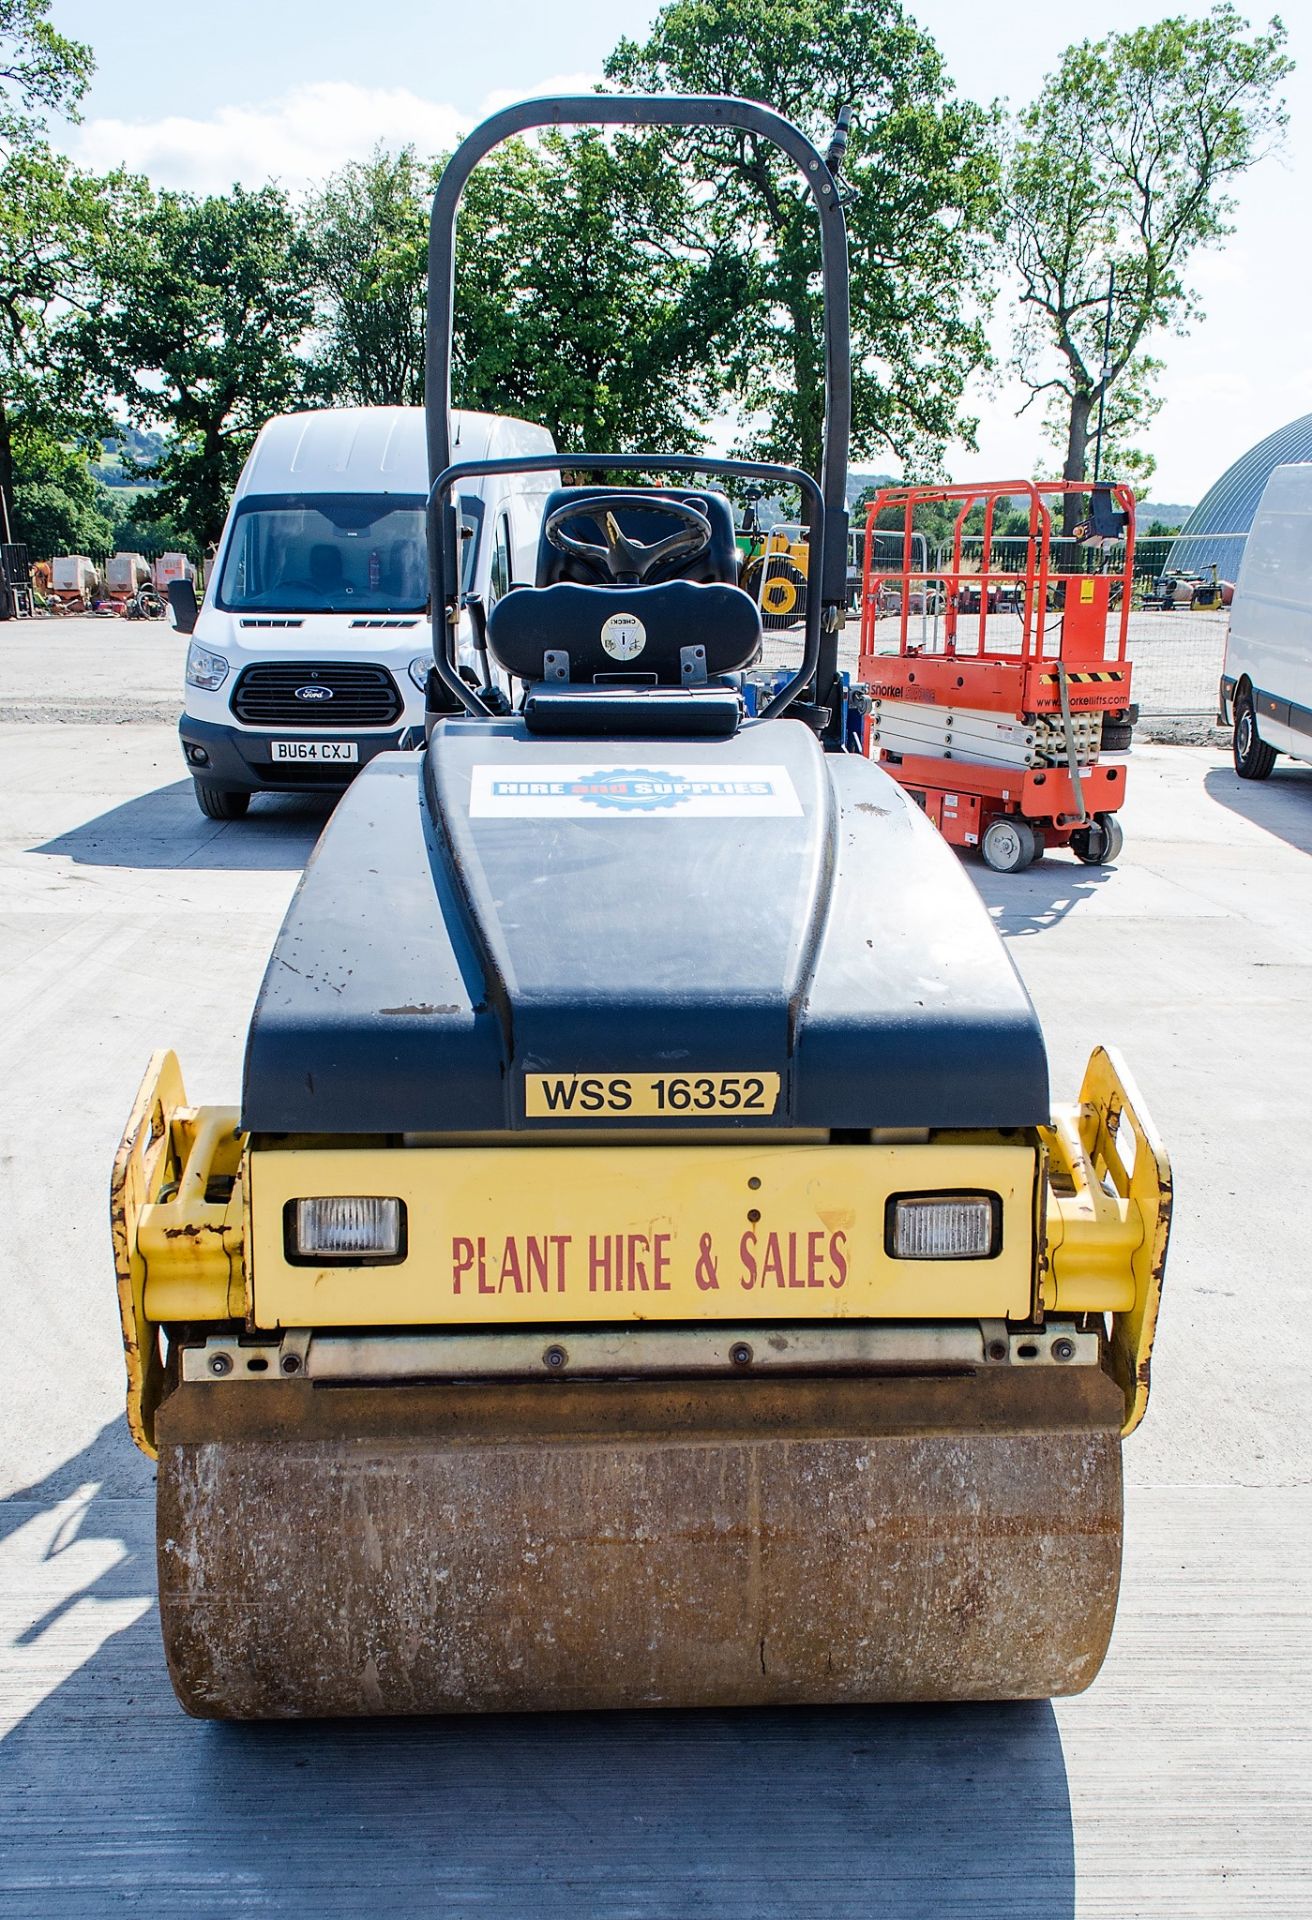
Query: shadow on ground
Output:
[[1, 1424, 1076, 1919], [973, 852, 1114, 937], [1204, 763, 1312, 856], [32, 781, 331, 872]]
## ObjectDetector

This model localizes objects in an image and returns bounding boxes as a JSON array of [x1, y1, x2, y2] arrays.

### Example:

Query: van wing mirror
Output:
[[168, 579, 199, 634]]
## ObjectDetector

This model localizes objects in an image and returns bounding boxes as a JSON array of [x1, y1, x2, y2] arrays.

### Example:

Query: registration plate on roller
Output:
[[525, 1072, 781, 1118]]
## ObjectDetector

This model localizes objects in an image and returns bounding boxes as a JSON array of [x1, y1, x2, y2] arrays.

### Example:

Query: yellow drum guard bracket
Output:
[[1040, 1045, 1172, 1434], [110, 1051, 244, 1455]]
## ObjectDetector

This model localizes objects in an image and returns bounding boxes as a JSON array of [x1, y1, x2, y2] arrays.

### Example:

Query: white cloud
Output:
[[72, 82, 468, 193], [480, 72, 605, 116], [70, 71, 609, 196]]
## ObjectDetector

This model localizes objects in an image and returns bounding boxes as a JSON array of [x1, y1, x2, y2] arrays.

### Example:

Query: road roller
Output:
[[110, 94, 1172, 1719]]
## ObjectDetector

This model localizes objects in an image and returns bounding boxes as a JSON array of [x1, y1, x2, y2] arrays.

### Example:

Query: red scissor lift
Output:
[[858, 480, 1136, 872]]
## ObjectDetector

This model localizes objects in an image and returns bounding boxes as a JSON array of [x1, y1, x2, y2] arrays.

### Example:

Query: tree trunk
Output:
[[1060, 390, 1092, 538], [0, 391, 15, 545]]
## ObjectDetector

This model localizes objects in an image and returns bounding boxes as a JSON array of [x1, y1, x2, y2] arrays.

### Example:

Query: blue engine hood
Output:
[[242, 718, 1048, 1134]]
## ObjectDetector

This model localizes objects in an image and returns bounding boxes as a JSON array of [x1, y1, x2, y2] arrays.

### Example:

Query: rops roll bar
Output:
[[425, 94, 852, 726]]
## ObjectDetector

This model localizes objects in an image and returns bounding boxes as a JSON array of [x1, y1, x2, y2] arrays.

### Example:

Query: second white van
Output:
[[1219, 462, 1312, 780], [176, 406, 558, 818]]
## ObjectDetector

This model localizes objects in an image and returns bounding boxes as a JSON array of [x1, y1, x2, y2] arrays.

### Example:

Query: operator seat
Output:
[[483, 486, 762, 724], [307, 544, 344, 595]]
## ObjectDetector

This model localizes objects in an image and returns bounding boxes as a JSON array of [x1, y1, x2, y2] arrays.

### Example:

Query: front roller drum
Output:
[[156, 1368, 1124, 1719]]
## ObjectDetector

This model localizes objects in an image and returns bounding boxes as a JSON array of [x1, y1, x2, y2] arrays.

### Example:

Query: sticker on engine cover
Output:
[[469, 762, 802, 818], [525, 1071, 781, 1119], [600, 611, 646, 660]]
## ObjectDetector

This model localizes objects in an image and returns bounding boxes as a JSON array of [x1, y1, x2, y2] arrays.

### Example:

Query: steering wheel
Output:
[[545, 493, 712, 585]]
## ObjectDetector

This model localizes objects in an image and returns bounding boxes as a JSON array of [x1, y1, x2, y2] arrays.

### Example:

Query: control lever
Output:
[[465, 591, 492, 689]]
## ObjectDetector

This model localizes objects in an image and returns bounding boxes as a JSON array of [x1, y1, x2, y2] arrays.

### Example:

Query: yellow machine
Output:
[[109, 94, 1172, 1721], [740, 524, 810, 628]]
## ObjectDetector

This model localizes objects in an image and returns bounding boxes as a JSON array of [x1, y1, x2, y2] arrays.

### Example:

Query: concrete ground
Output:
[[1, 621, 1310, 1916]]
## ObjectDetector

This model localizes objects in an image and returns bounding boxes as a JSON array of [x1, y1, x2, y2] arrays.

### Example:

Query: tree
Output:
[[86, 186, 316, 549], [10, 428, 111, 556], [0, 1, 115, 545], [96, 482, 199, 560], [306, 145, 433, 407], [454, 130, 719, 454], [0, 143, 129, 535], [605, 0, 1001, 491], [1008, 8, 1290, 528], [0, 0, 90, 140], [309, 132, 721, 456]]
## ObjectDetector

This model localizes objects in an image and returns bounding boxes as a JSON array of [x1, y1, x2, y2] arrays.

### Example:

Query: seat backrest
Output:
[[307, 544, 343, 591], [485, 578, 762, 686], [535, 487, 741, 588]]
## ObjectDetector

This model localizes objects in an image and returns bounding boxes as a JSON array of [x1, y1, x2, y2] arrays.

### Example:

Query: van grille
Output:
[[230, 662, 404, 728]]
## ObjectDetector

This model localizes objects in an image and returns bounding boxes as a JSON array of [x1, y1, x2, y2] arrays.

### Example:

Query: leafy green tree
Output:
[[605, 0, 1002, 489], [0, 145, 127, 529], [454, 130, 718, 454], [10, 429, 111, 556], [85, 185, 317, 549], [0, 1, 118, 545], [98, 490, 199, 561], [0, 0, 90, 142], [309, 132, 720, 456], [307, 145, 432, 407], [1008, 8, 1291, 527]]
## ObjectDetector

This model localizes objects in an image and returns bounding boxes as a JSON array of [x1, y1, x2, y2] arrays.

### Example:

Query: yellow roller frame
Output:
[[111, 1044, 1170, 1456]]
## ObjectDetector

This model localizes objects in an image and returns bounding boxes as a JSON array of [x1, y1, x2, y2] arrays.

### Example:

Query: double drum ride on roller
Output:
[[110, 94, 1172, 1719]]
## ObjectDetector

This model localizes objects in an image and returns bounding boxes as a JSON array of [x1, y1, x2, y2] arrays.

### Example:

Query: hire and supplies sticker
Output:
[[469, 763, 803, 819]]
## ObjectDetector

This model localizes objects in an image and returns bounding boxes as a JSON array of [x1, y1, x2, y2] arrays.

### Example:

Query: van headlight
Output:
[[407, 654, 432, 691], [185, 641, 230, 691]]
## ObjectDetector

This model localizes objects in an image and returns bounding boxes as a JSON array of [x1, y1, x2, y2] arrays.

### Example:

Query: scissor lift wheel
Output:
[[1071, 812, 1125, 866], [981, 817, 1042, 873]]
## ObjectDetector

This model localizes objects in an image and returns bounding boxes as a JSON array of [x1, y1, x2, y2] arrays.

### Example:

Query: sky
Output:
[[52, 0, 1312, 509]]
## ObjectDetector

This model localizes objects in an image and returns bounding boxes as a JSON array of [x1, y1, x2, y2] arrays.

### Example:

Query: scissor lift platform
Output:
[[858, 480, 1137, 871]]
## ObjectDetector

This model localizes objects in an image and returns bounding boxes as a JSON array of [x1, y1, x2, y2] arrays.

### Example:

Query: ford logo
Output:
[[295, 684, 333, 701]]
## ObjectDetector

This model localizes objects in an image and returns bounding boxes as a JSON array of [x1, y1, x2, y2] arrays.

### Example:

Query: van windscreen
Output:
[[215, 492, 482, 613]]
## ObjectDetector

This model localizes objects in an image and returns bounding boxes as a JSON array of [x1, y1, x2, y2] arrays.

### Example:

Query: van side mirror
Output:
[[168, 579, 199, 634]]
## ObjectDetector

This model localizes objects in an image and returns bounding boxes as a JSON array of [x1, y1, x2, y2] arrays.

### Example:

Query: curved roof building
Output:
[[1167, 411, 1312, 577]]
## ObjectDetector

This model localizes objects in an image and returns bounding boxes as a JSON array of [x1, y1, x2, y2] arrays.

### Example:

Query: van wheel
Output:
[[981, 817, 1040, 873], [1071, 812, 1124, 865], [194, 779, 251, 820], [1233, 691, 1276, 780]]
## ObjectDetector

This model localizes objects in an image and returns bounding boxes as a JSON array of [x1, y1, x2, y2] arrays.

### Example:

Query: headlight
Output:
[[288, 1196, 405, 1263], [886, 1193, 999, 1260], [407, 654, 432, 691], [185, 641, 230, 690]]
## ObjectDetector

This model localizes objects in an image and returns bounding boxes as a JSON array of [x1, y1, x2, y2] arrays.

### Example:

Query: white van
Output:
[[177, 406, 558, 818], [1219, 462, 1312, 779]]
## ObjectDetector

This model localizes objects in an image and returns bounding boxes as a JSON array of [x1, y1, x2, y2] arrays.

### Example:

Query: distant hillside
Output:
[[91, 427, 166, 488], [848, 471, 896, 504], [1137, 503, 1194, 529]]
